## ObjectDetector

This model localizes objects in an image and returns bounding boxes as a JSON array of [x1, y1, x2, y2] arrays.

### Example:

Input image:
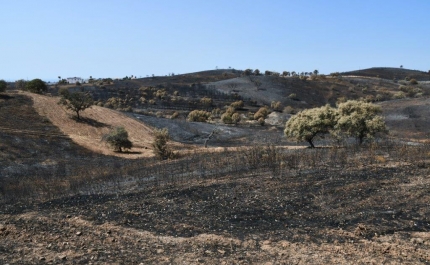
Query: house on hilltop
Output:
[[66, 77, 84, 84]]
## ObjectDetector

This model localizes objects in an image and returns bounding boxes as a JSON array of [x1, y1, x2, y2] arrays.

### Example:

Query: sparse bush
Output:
[[271, 101, 282, 111], [105, 97, 126, 109], [393, 92, 405, 99], [400, 86, 422, 97], [154, 89, 167, 99], [171, 111, 179, 119], [230, 100, 244, 110], [282, 71, 290, 77], [200, 97, 213, 106], [231, 113, 241, 125], [152, 128, 174, 160], [0, 80, 7, 92], [410, 79, 418, 85], [283, 106, 295, 114], [211, 108, 222, 118], [258, 117, 265, 126], [25, 79, 47, 94], [364, 95, 375, 102], [254, 106, 269, 120], [221, 107, 236, 124], [288, 93, 298, 100], [375, 94, 384, 101], [14, 79, 27, 90], [243, 69, 253, 76], [221, 112, 233, 124], [187, 110, 211, 122], [104, 127, 133, 152], [148, 99, 156, 105]]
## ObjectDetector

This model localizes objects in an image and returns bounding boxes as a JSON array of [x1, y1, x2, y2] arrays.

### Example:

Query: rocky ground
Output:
[[1, 161, 429, 264]]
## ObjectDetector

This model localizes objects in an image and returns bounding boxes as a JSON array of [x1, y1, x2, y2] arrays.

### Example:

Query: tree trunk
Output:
[[358, 134, 364, 145], [308, 139, 315, 148], [76, 111, 80, 120]]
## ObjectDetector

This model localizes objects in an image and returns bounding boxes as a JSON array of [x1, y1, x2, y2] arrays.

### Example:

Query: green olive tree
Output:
[[284, 105, 337, 148], [58, 90, 93, 120], [335, 100, 387, 144], [104, 127, 133, 152]]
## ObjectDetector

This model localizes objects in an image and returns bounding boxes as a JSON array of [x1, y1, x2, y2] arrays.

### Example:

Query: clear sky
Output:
[[1, 0, 429, 81]]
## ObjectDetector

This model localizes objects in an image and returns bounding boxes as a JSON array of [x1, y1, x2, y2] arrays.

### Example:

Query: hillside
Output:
[[1, 68, 430, 264], [25, 92, 157, 158], [341, 67, 430, 81]]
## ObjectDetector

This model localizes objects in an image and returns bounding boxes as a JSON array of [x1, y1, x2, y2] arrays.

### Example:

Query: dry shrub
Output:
[[283, 106, 295, 114], [152, 128, 175, 160], [230, 100, 244, 109], [258, 117, 265, 126], [254, 106, 269, 120], [271, 101, 282, 111], [171, 111, 179, 119], [187, 110, 211, 122]]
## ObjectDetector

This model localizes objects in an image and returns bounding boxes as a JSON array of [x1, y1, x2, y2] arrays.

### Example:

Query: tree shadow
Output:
[[73, 117, 108, 128], [0, 94, 14, 100], [114, 150, 142, 155]]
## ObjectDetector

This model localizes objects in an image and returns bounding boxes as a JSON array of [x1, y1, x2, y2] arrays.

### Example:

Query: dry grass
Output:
[[26, 92, 157, 158]]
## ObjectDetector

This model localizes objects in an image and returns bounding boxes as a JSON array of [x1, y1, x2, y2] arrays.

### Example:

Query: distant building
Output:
[[66, 77, 84, 84]]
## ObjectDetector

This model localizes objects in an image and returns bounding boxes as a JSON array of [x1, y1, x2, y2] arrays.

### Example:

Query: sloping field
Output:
[[24, 92, 157, 158]]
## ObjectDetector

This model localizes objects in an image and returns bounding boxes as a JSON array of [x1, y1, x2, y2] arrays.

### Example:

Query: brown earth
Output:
[[23, 91, 191, 158], [1, 68, 430, 264]]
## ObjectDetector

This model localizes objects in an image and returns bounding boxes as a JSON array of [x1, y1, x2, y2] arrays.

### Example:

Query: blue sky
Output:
[[1, 0, 429, 81]]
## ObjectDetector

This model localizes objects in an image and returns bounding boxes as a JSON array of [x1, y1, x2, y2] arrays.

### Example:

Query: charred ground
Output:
[[1, 67, 430, 264]]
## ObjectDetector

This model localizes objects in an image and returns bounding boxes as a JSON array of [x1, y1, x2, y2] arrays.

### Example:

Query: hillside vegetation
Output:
[[1, 67, 430, 264]]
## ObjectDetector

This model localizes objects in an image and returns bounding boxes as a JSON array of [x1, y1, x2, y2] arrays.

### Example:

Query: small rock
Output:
[[0, 224, 6, 231], [66, 215, 72, 218], [76, 231, 82, 236], [156, 249, 164, 254], [39, 257, 46, 261], [59, 255, 67, 260], [217, 249, 226, 255]]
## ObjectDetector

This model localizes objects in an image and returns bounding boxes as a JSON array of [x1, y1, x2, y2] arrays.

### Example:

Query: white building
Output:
[[66, 77, 84, 84]]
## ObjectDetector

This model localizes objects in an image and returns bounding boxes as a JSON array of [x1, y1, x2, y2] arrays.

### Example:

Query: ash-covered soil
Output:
[[1, 162, 429, 264], [133, 113, 288, 147]]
